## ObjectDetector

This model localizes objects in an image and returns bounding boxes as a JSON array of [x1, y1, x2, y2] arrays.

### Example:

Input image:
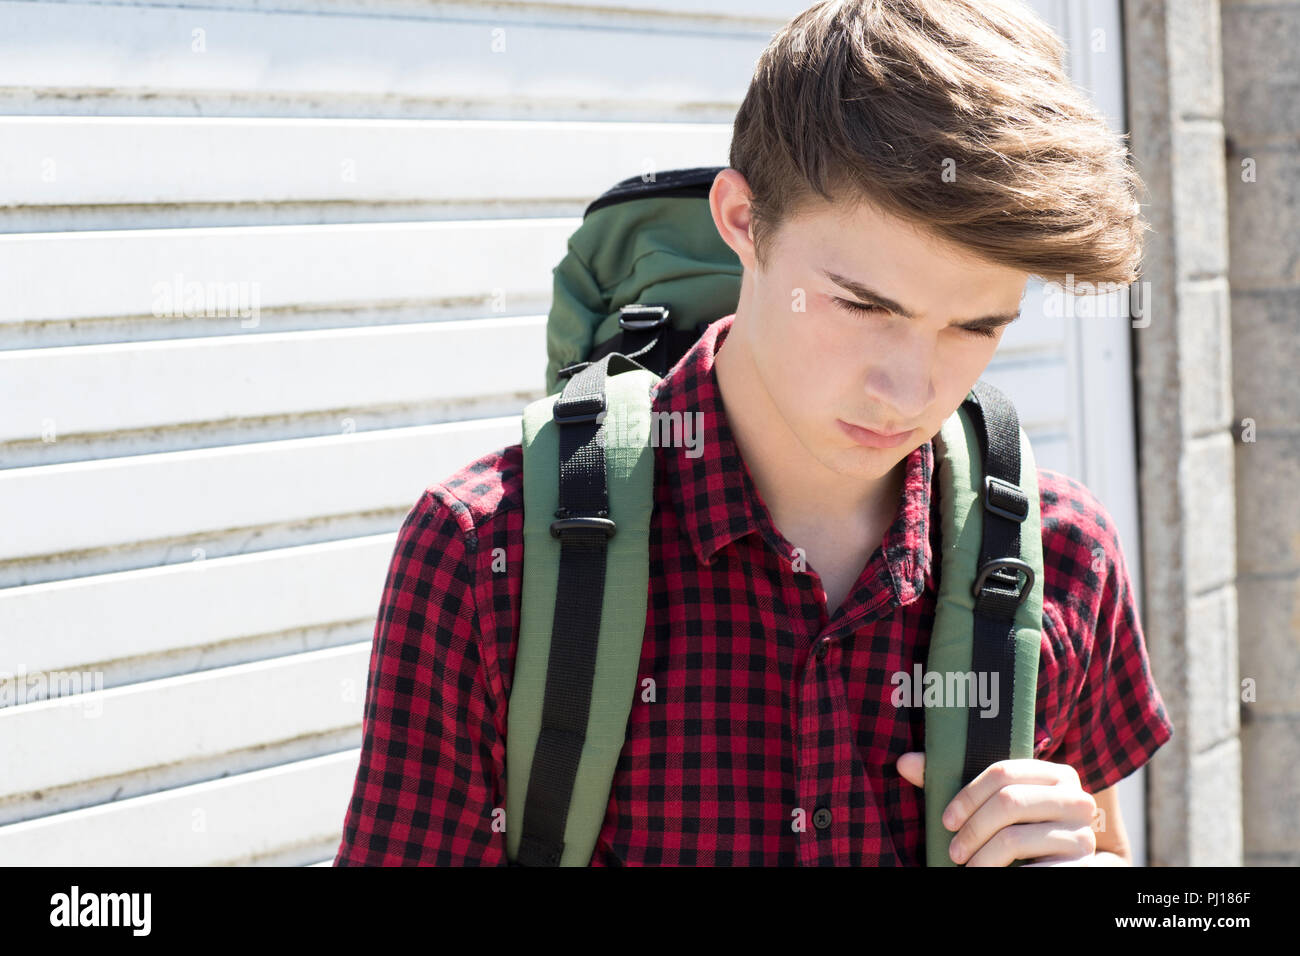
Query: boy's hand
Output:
[[896, 751, 1099, 866]]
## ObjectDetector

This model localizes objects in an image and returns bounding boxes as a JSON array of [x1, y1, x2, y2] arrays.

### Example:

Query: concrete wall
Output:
[[1220, 0, 1300, 867], [1124, 0, 1242, 866], [1125, 0, 1300, 866]]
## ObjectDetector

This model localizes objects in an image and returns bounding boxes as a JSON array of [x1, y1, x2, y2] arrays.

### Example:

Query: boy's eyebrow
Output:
[[821, 269, 1022, 330]]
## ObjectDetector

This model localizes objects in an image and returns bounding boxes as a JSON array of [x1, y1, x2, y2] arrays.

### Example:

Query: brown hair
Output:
[[728, 0, 1148, 286]]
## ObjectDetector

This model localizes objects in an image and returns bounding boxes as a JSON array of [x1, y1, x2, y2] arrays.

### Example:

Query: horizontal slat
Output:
[[0, 117, 730, 207], [0, 219, 572, 324], [981, 357, 1069, 429], [0, 220, 1093, 339], [1024, 432, 1071, 477], [0, 2, 761, 107], [0, 750, 358, 866], [0, 534, 395, 677], [0, 417, 519, 562], [0, 644, 367, 800], [0, 366, 1059, 563], [1002, 280, 1070, 352], [488, 0, 802, 17], [0, 315, 545, 443]]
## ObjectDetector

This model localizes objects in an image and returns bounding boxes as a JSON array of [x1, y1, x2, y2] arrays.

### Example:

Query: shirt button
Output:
[[815, 641, 828, 660], [813, 806, 833, 829]]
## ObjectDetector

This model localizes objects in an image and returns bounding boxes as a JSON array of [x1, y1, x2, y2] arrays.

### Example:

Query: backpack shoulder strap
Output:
[[507, 352, 659, 866], [924, 379, 1044, 867]]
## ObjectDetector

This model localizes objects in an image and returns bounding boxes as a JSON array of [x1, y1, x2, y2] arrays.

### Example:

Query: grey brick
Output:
[[1234, 432, 1300, 575], [1188, 737, 1244, 865], [1184, 433, 1238, 593], [1178, 278, 1234, 435], [1171, 124, 1230, 279], [1170, 0, 1224, 119], [1187, 585, 1241, 751], [1236, 573, 1300, 717], [1224, 145, 1300, 286], [1230, 287, 1300, 429], [1241, 716, 1300, 858], [1221, 1, 1300, 142]]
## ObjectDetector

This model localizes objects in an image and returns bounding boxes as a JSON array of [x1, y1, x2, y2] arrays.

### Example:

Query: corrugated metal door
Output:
[[0, 0, 1143, 865]]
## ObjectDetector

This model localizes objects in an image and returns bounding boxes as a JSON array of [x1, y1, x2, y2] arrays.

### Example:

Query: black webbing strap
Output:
[[959, 380, 1035, 787], [515, 351, 649, 867]]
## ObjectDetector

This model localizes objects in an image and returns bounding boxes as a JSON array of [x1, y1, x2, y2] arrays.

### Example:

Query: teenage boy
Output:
[[335, 0, 1173, 866]]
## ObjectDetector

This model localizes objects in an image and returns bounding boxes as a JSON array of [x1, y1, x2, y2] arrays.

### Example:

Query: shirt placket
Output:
[[794, 633, 858, 866]]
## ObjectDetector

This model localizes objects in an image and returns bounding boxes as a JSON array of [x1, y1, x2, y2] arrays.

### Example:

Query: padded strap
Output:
[[925, 381, 1043, 867], [960, 380, 1032, 784], [509, 351, 659, 866]]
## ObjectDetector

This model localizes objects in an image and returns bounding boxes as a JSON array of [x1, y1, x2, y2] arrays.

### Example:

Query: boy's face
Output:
[[710, 169, 1030, 482]]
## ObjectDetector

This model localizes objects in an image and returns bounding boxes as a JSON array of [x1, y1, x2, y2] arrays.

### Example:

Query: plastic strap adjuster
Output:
[[556, 361, 589, 381], [971, 556, 1035, 606], [618, 304, 670, 331], [983, 475, 1028, 523], [549, 516, 617, 538], [552, 396, 606, 425]]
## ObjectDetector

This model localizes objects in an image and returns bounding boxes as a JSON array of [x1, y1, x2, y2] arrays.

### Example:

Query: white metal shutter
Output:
[[0, 0, 1143, 866]]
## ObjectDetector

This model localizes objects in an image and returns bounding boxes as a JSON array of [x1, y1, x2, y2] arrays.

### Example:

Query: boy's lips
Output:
[[838, 419, 915, 447]]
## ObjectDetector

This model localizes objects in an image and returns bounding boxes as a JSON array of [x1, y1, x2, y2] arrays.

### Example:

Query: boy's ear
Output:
[[708, 168, 759, 271]]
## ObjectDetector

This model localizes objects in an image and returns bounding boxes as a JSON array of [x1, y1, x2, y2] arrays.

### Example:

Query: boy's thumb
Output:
[[896, 751, 925, 788]]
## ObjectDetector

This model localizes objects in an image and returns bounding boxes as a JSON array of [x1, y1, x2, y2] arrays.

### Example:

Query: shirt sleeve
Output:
[[1041, 476, 1175, 794], [333, 487, 507, 865]]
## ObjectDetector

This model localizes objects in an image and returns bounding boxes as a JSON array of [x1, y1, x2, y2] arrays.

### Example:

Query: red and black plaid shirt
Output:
[[334, 313, 1174, 866]]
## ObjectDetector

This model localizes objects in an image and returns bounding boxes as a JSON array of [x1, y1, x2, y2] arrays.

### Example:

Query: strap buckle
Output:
[[555, 361, 589, 381], [552, 396, 606, 425], [549, 515, 617, 538], [971, 556, 1035, 606], [984, 475, 1028, 522], [618, 304, 670, 332]]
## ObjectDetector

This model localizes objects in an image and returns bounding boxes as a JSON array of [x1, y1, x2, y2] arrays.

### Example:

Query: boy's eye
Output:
[[831, 296, 886, 315], [831, 296, 999, 339]]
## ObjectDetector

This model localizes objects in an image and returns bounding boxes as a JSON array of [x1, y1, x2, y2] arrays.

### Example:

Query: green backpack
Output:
[[506, 167, 1044, 867]]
